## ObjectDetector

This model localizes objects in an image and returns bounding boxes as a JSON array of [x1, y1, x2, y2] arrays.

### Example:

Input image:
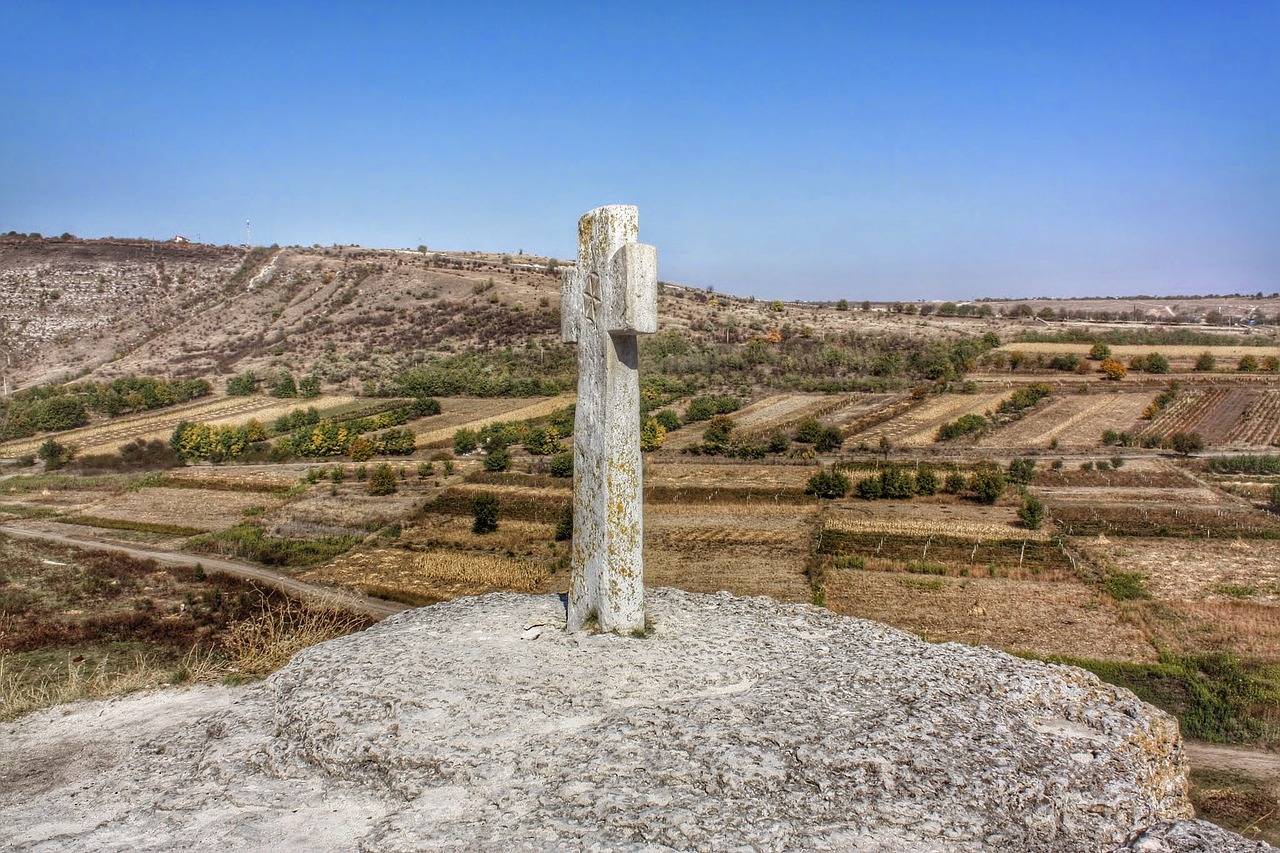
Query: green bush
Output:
[[453, 428, 478, 454], [814, 426, 844, 453], [855, 476, 883, 500], [472, 493, 499, 534], [483, 448, 511, 472], [968, 465, 1006, 505], [1018, 493, 1045, 530], [367, 463, 398, 495], [554, 504, 573, 541], [936, 413, 987, 442], [549, 451, 574, 478], [806, 469, 851, 499], [1007, 458, 1036, 485], [411, 397, 442, 416], [1104, 571, 1151, 601], [226, 371, 258, 396], [915, 465, 939, 496], [943, 472, 966, 494], [653, 409, 681, 432]]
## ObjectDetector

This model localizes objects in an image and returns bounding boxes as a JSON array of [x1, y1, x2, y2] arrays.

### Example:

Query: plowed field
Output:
[[852, 390, 1009, 447], [978, 391, 1153, 449]]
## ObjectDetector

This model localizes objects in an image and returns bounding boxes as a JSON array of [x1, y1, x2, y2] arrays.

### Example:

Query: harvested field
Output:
[[1050, 503, 1280, 539], [1032, 459, 1195, 489], [852, 390, 1009, 447], [0, 395, 357, 458], [1077, 536, 1280, 603], [413, 394, 575, 447], [1140, 389, 1230, 443], [998, 342, 1280, 362], [644, 503, 815, 603], [301, 545, 548, 604], [1227, 390, 1280, 446], [979, 391, 1153, 449], [822, 569, 1155, 661], [427, 484, 569, 524], [824, 501, 1040, 541], [69, 486, 282, 534], [402, 514, 557, 557], [645, 460, 819, 493]]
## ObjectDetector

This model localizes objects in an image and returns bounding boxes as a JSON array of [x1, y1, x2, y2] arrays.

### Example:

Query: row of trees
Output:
[[1, 376, 211, 441]]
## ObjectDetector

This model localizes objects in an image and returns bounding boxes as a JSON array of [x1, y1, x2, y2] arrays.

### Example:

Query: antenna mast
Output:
[[246, 220, 251, 248]]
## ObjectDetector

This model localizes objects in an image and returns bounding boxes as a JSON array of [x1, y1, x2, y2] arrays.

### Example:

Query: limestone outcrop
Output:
[[0, 589, 1267, 851]]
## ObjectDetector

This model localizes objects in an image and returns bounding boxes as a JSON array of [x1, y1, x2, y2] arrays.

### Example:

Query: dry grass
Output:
[[74, 486, 283, 533], [300, 546, 549, 602], [823, 569, 1156, 661], [824, 508, 1047, 541], [853, 390, 1010, 447], [404, 514, 556, 555], [978, 391, 1154, 448], [998, 343, 1280, 359], [0, 651, 172, 721]]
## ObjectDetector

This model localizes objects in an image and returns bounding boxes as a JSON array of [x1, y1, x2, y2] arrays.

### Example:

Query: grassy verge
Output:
[[63, 515, 208, 537], [1190, 767, 1280, 846], [1041, 652, 1280, 746], [185, 523, 359, 568]]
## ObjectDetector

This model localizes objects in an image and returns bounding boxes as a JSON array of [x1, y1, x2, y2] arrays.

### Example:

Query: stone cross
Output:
[[561, 205, 657, 634]]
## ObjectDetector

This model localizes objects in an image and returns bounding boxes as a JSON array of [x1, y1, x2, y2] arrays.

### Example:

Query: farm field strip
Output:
[[1226, 390, 1280, 446], [997, 343, 1280, 359], [0, 394, 356, 457], [1139, 389, 1229, 441], [978, 393, 1149, 448], [414, 394, 575, 447], [823, 512, 1047, 542], [852, 391, 1009, 447], [1189, 388, 1259, 445], [1046, 392, 1157, 446]]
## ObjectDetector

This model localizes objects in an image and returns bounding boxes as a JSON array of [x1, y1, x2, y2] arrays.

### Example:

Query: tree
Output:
[[1007, 458, 1036, 486], [472, 493, 499, 534], [483, 448, 511, 472], [1088, 343, 1111, 361], [793, 417, 825, 444], [1099, 358, 1127, 381], [1018, 493, 1045, 530], [1194, 351, 1216, 371], [555, 503, 573, 541], [968, 465, 1007, 505], [805, 469, 851, 499], [1169, 432, 1205, 456], [915, 465, 939, 496], [297, 375, 321, 398], [549, 451, 573, 478], [703, 415, 735, 448], [879, 466, 915, 499], [640, 417, 666, 452], [814, 427, 844, 454], [943, 472, 967, 494], [1142, 352, 1170, 374], [270, 373, 298, 398], [226, 371, 258, 396], [367, 463, 398, 495], [453, 428, 478, 454], [37, 439, 73, 470], [855, 476, 883, 500], [1239, 355, 1260, 373]]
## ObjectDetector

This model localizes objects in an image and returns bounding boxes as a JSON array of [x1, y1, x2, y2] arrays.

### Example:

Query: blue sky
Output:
[[2, 1, 1277, 301]]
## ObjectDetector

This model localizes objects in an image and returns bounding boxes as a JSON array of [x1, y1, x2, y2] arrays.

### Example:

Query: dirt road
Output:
[[0, 523, 409, 620], [1186, 740, 1280, 781]]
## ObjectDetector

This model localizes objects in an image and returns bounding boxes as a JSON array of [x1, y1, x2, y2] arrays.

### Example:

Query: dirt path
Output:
[[0, 523, 409, 620], [1186, 740, 1280, 782]]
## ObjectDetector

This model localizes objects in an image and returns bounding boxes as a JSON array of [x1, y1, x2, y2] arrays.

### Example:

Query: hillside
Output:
[[4, 233, 1277, 396]]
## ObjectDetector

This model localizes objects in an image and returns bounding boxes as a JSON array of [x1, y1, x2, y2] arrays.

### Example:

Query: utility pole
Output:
[[245, 220, 251, 248]]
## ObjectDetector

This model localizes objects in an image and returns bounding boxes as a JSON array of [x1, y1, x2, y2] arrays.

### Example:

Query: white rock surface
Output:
[[0, 589, 1266, 851]]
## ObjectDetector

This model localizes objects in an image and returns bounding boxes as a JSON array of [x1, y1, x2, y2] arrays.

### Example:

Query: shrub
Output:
[[1238, 355, 1260, 372], [1018, 493, 1045, 529], [1088, 342, 1111, 361], [766, 432, 791, 454], [453, 428, 478, 454], [814, 427, 844, 454], [484, 448, 511, 472], [1270, 483, 1280, 511], [915, 465, 939, 496], [226, 372, 259, 396], [411, 397, 442, 416], [1194, 351, 1216, 371], [549, 451, 574, 478], [1007, 457, 1036, 485], [367, 463, 398, 495], [653, 409, 681, 432], [703, 415, 735, 447], [936, 413, 987, 442], [270, 373, 298, 398], [855, 476, 883, 500], [943, 472, 966, 494], [472, 493, 499, 534], [1099, 358, 1127, 381], [794, 417, 825, 444], [683, 395, 740, 423], [968, 465, 1007, 505], [879, 466, 915, 499], [1104, 571, 1151, 601], [37, 439, 74, 470], [554, 504, 573, 541], [640, 418, 666, 451], [1170, 432, 1205, 456], [806, 469, 851, 499]]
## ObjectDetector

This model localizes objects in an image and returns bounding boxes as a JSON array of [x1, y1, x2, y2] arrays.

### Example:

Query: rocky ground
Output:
[[0, 589, 1271, 851]]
